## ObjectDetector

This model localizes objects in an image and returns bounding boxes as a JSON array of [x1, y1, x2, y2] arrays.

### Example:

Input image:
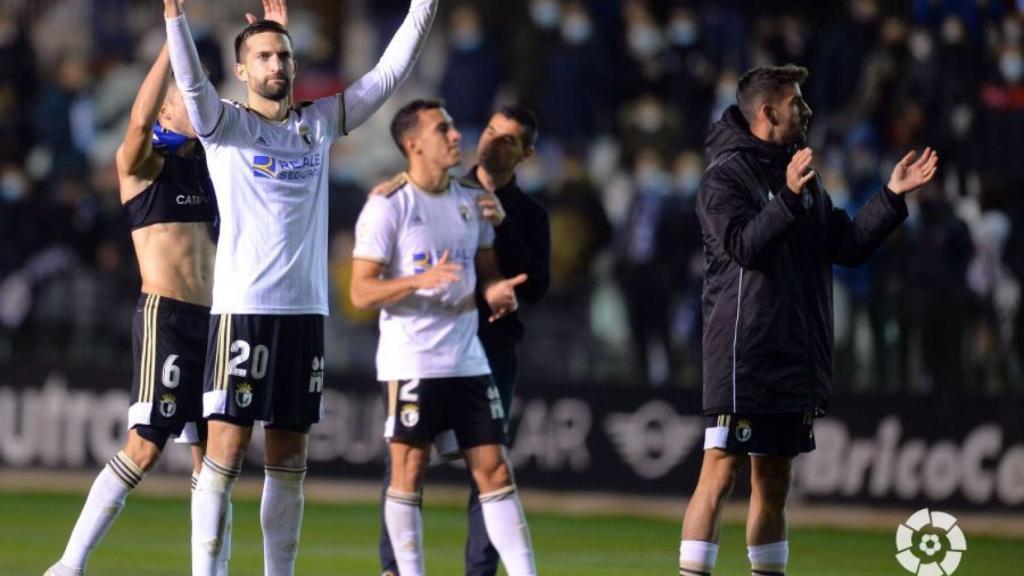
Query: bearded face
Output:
[[237, 31, 295, 103], [477, 114, 531, 175]]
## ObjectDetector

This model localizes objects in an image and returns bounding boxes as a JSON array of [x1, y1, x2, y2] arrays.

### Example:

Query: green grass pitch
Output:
[[2, 492, 1020, 575]]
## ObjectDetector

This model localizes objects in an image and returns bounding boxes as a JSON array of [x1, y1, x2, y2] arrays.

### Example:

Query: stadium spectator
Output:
[[906, 186, 975, 394], [614, 148, 682, 387], [440, 3, 503, 136], [520, 148, 611, 382], [2, 0, 1023, 395]]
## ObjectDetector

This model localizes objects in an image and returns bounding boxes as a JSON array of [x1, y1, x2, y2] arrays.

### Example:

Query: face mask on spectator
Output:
[[517, 160, 547, 194], [562, 14, 593, 45], [0, 18, 15, 46], [530, 0, 561, 30], [951, 103, 972, 138], [714, 78, 738, 104], [634, 101, 666, 133], [1, 170, 27, 202], [667, 18, 698, 47], [908, 30, 933, 62], [635, 164, 670, 194], [1004, 18, 1022, 45], [628, 24, 663, 59], [1001, 51, 1024, 84], [941, 17, 965, 45], [451, 24, 483, 51], [675, 169, 701, 198]]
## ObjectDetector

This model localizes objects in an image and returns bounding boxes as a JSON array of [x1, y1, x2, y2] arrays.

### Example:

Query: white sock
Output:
[[44, 564, 83, 576], [749, 541, 788, 575], [479, 485, 536, 576], [261, 465, 306, 576], [193, 472, 232, 576], [192, 457, 240, 576], [58, 451, 144, 570], [384, 489, 424, 576], [680, 540, 719, 575], [217, 501, 233, 576]]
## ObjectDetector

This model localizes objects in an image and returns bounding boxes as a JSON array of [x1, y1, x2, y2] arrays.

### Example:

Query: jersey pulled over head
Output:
[[152, 123, 192, 153]]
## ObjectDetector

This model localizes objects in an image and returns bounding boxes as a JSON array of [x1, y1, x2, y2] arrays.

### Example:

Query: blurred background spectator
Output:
[[1, 0, 1022, 396]]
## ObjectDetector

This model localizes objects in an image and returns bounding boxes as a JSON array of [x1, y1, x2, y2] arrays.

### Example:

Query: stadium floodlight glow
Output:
[[895, 508, 967, 575]]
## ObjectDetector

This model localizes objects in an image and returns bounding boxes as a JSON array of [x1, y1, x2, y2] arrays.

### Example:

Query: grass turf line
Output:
[[2, 492, 1021, 575]]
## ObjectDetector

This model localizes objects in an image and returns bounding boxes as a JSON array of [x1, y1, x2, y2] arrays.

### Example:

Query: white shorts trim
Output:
[[704, 425, 729, 450], [174, 421, 200, 444], [203, 390, 228, 418], [433, 429, 461, 461], [127, 402, 152, 429]]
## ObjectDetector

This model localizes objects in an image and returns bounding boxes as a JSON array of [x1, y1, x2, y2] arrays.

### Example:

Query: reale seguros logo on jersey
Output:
[[252, 153, 322, 181], [411, 248, 473, 274]]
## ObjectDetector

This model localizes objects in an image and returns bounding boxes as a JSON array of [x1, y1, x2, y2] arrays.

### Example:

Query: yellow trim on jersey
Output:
[[213, 315, 223, 392], [215, 315, 230, 392], [221, 314, 234, 391], [138, 295, 152, 402], [142, 295, 160, 403], [387, 380, 398, 419], [149, 295, 161, 402]]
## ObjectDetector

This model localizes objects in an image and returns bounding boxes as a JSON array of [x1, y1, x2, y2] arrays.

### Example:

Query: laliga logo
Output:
[[896, 508, 967, 575]]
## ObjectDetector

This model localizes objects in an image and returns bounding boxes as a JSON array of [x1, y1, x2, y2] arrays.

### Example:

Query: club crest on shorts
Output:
[[236, 382, 254, 408], [735, 418, 752, 442], [159, 393, 177, 418], [400, 403, 420, 427]]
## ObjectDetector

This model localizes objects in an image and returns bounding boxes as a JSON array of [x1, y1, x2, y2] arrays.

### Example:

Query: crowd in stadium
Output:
[[0, 0, 1022, 394]]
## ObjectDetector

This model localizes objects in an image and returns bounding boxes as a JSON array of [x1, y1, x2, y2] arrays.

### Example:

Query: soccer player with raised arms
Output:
[[46, 42, 225, 576], [161, 0, 439, 573], [350, 99, 538, 576]]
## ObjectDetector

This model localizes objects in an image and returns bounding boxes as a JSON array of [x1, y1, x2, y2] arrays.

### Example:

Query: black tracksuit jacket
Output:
[[697, 106, 909, 415], [469, 169, 551, 348]]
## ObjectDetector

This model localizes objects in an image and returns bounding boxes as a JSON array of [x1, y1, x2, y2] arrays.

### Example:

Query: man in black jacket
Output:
[[378, 104, 551, 576], [677, 65, 938, 576]]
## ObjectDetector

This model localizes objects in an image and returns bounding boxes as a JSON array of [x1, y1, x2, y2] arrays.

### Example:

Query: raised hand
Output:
[[887, 147, 939, 195], [485, 273, 528, 322], [413, 250, 462, 291], [786, 147, 815, 195], [477, 191, 506, 226], [164, 0, 185, 18], [246, 0, 288, 27]]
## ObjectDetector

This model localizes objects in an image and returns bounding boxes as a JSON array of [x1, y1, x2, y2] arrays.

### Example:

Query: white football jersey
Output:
[[201, 97, 340, 315], [353, 178, 495, 380]]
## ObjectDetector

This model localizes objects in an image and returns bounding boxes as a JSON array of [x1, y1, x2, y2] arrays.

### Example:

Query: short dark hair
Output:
[[736, 64, 809, 123], [495, 104, 539, 148], [234, 20, 293, 63], [390, 99, 445, 156]]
